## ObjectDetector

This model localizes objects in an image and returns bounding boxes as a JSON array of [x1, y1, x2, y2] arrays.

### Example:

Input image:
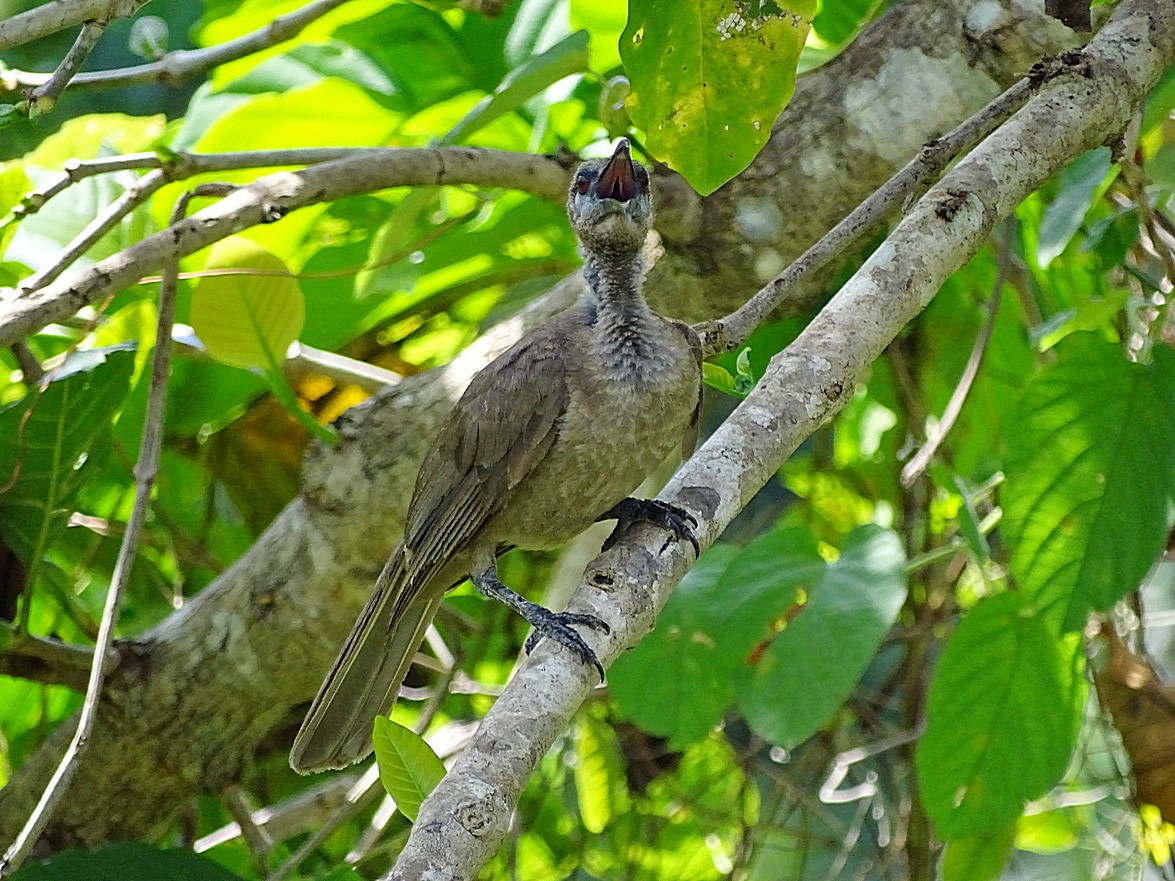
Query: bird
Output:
[[290, 139, 702, 773]]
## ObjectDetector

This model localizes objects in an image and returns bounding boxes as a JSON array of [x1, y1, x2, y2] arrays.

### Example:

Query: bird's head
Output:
[[567, 139, 653, 261]]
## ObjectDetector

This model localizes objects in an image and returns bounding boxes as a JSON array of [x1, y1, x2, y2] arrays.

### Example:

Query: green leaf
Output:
[[190, 236, 306, 371], [940, 825, 1016, 881], [915, 592, 1081, 839], [11, 842, 248, 881], [1036, 148, 1113, 268], [1003, 335, 1175, 631], [372, 716, 446, 822], [192, 78, 401, 155], [620, 0, 816, 195], [0, 351, 134, 572], [443, 30, 590, 145], [573, 714, 630, 833], [570, 0, 628, 72], [609, 544, 744, 746], [811, 0, 877, 45], [1015, 808, 1082, 854], [0, 162, 31, 257], [736, 525, 907, 747], [701, 362, 740, 397]]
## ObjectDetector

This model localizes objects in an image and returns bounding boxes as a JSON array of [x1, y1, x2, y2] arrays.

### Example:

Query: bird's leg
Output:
[[471, 565, 609, 681], [598, 497, 700, 556]]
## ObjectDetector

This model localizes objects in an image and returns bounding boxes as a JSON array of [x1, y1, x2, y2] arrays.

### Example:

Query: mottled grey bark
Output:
[[0, 0, 1091, 854]]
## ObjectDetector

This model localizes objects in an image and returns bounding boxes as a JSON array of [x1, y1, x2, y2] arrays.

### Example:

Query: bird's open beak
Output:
[[597, 139, 638, 203]]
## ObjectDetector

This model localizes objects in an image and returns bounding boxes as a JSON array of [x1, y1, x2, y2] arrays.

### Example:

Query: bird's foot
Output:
[[522, 610, 609, 680], [472, 568, 609, 682], [598, 497, 699, 556]]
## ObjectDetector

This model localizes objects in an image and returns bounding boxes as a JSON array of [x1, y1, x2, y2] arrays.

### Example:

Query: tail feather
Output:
[[290, 548, 444, 773]]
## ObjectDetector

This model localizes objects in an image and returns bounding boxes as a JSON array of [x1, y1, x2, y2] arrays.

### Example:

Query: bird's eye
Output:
[[575, 175, 590, 194]]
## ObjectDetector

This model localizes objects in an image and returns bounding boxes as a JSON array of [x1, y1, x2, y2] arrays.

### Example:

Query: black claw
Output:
[[472, 567, 609, 682], [599, 497, 700, 557], [523, 611, 609, 682]]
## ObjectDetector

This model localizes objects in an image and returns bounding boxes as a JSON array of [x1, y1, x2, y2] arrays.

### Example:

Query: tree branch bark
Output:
[[387, 1, 1175, 877], [0, 0, 148, 53], [0, 0, 1088, 854]]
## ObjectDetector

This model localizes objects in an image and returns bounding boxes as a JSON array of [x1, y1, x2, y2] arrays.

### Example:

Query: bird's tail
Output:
[[290, 546, 444, 773]]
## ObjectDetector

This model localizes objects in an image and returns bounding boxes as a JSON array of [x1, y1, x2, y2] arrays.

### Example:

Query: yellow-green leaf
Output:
[[621, 0, 815, 195], [190, 237, 305, 370], [372, 716, 446, 823]]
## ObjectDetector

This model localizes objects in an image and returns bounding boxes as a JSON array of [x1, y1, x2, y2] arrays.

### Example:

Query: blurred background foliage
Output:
[[2, 0, 1175, 879]]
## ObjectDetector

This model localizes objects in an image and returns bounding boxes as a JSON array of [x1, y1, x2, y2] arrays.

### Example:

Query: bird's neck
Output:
[[581, 250, 658, 371], [583, 250, 651, 323]]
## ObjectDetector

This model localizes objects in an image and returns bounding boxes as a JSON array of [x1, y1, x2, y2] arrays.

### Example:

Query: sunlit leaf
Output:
[[0, 163, 31, 257], [1016, 808, 1082, 854], [372, 716, 446, 822], [571, 0, 628, 72], [573, 714, 629, 834], [1004, 334, 1175, 631], [190, 236, 305, 370], [621, 0, 816, 194], [916, 592, 1082, 838]]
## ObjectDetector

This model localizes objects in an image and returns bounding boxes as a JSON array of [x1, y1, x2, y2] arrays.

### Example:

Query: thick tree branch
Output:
[[4, 0, 354, 92], [0, 0, 1086, 852], [0, 0, 148, 53], [386, 1, 1175, 877], [0, 147, 699, 345]]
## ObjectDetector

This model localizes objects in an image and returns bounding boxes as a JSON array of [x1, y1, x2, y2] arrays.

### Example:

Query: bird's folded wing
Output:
[[392, 334, 571, 620]]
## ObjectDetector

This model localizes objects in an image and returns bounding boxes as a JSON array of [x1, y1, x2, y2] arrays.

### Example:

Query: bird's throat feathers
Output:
[[582, 253, 664, 375]]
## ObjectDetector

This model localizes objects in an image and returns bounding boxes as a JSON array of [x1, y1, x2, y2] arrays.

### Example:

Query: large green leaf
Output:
[[736, 525, 907, 747], [372, 716, 446, 822], [443, 31, 589, 145], [915, 592, 1083, 839], [611, 529, 828, 747], [620, 0, 816, 195], [11, 842, 247, 881], [1003, 334, 1175, 631], [189, 236, 305, 371], [609, 544, 745, 747], [0, 351, 134, 571]]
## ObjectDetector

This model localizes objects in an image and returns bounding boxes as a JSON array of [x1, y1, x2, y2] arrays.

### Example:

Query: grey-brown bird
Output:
[[290, 139, 702, 773]]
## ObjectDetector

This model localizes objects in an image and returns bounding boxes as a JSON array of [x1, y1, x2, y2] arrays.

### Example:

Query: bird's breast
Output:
[[488, 326, 699, 549]]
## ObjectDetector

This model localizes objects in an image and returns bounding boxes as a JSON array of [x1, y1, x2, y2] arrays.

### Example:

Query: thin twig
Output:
[[695, 54, 1085, 358], [0, 186, 190, 877], [25, 20, 107, 118], [17, 169, 167, 297], [10, 150, 386, 222], [9, 343, 43, 383], [3, 0, 354, 92], [224, 787, 274, 875], [900, 246, 1005, 486], [281, 343, 402, 393], [265, 764, 383, 881], [194, 772, 362, 852], [12, 154, 164, 219], [0, 0, 147, 53]]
